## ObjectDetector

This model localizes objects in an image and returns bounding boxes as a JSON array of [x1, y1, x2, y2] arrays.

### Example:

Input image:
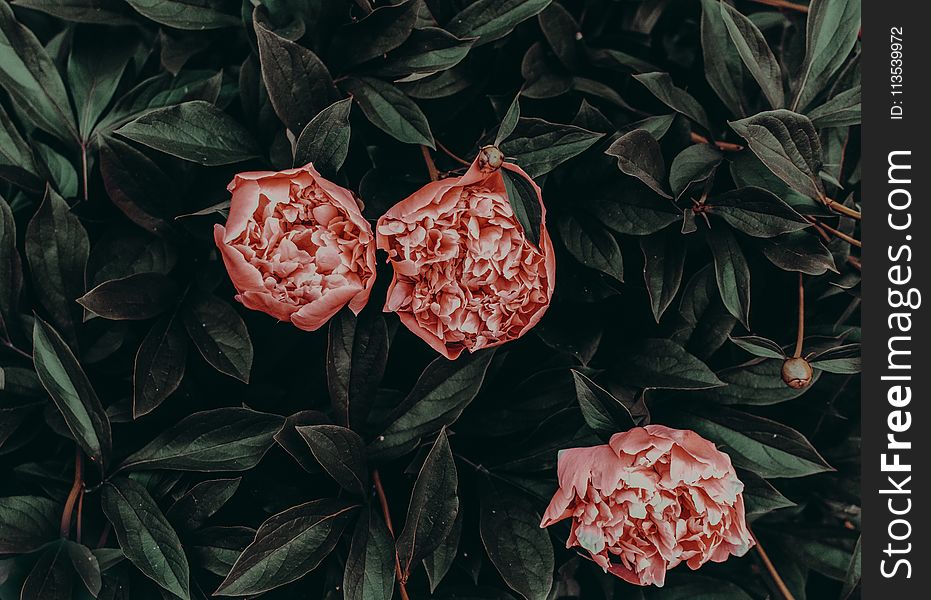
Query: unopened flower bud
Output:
[[478, 145, 504, 172], [781, 357, 813, 389]]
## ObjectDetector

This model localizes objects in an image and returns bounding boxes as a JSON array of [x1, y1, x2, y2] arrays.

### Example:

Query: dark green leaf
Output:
[[327, 308, 389, 430], [669, 144, 722, 198], [708, 225, 751, 327], [808, 85, 861, 128], [423, 508, 461, 592], [294, 98, 352, 176], [33, 317, 112, 467], [641, 231, 687, 322], [254, 8, 339, 133], [397, 430, 459, 579], [368, 350, 494, 458], [809, 343, 860, 373], [706, 358, 820, 405], [343, 507, 396, 600], [297, 425, 368, 496], [0, 1, 77, 141], [0, 198, 22, 328], [557, 213, 623, 281], [501, 167, 543, 247], [499, 117, 603, 178], [587, 47, 658, 74], [216, 499, 357, 596], [188, 526, 254, 577], [588, 184, 679, 236], [720, 2, 784, 109], [101, 477, 190, 599], [605, 129, 671, 198], [670, 405, 833, 478], [132, 313, 188, 418], [25, 189, 89, 346], [381, 27, 474, 79], [116, 100, 259, 166], [729, 110, 824, 200], [0, 495, 59, 554], [791, 0, 860, 111], [0, 103, 40, 190], [182, 290, 253, 383], [571, 370, 635, 434], [700, 0, 752, 117], [634, 72, 712, 133], [538, 2, 580, 68], [340, 76, 434, 148], [646, 574, 753, 599], [125, 0, 239, 30], [480, 487, 553, 600], [729, 335, 786, 359], [65, 540, 101, 598], [67, 30, 135, 140], [447, 0, 553, 46], [330, 0, 420, 69], [495, 95, 521, 146], [618, 114, 676, 139], [706, 187, 809, 237], [166, 477, 241, 531], [77, 273, 180, 321], [841, 536, 861, 598], [740, 470, 795, 517], [20, 540, 75, 600], [760, 230, 837, 275], [618, 339, 724, 390], [12, 0, 136, 25], [119, 407, 283, 472]]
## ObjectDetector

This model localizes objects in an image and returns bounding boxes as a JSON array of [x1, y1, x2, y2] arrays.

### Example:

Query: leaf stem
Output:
[[436, 141, 471, 166], [822, 196, 861, 220], [420, 146, 440, 182], [372, 469, 411, 600], [60, 447, 84, 538], [689, 132, 743, 152], [747, 0, 809, 13], [80, 143, 89, 203], [793, 273, 804, 358], [807, 217, 861, 248], [752, 530, 798, 600], [847, 255, 861, 271]]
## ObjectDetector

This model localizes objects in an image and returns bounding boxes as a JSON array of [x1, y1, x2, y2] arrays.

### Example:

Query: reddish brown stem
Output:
[[793, 273, 804, 358], [807, 217, 861, 248], [847, 255, 861, 271], [420, 146, 439, 182], [372, 470, 411, 600], [690, 132, 744, 152], [60, 448, 83, 538], [822, 196, 861, 220], [752, 530, 798, 600], [436, 140, 472, 166], [748, 0, 809, 12]]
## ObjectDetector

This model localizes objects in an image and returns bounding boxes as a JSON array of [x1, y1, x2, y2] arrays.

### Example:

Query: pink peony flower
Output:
[[541, 425, 754, 587], [375, 156, 555, 359], [214, 163, 376, 331]]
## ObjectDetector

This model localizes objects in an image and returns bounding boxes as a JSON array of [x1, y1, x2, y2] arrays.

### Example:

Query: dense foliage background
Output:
[[0, 0, 861, 598]]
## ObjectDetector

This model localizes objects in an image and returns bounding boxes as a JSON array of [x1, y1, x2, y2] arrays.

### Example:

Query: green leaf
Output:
[[670, 405, 833, 478], [294, 98, 352, 176], [618, 113, 677, 140], [646, 574, 754, 599], [368, 350, 494, 458], [840, 536, 861, 598], [700, 0, 752, 118], [116, 100, 259, 166], [669, 144, 722, 198], [215, 499, 357, 596], [423, 508, 461, 592], [588, 183, 680, 236], [538, 2, 581, 68], [33, 317, 112, 467], [397, 430, 459, 579], [166, 477, 241, 531], [447, 0, 553, 46], [707, 358, 820, 405], [708, 225, 751, 327], [499, 117, 603, 178], [480, 486, 553, 600], [297, 425, 368, 496], [20, 540, 77, 600], [119, 407, 284, 472], [0, 103, 41, 190], [809, 343, 860, 373], [494, 95, 521, 146], [188, 526, 254, 577], [729, 110, 824, 201], [0, 495, 59, 554], [0, 198, 22, 328], [340, 76, 434, 148], [25, 189, 89, 346], [77, 273, 180, 321], [587, 47, 659, 75], [674, 264, 737, 361], [125, 0, 239, 30], [720, 2, 784, 109], [133, 313, 188, 418], [327, 308, 389, 430], [571, 370, 635, 434], [0, 1, 77, 141], [641, 231, 687, 322], [501, 167, 543, 247], [706, 187, 809, 237], [329, 0, 420, 69], [617, 339, 724, 390], [343, 508, 396, 600], [729, 335, 786, 359], [605, 130, 671, 198], [739, 470, 795, 517], [557, 213, 623, 281], [12, 0, 137, 25], [808, 85, 861, 128], [182, 290, 253, 383], [760, 230, 837, 275], [792, 0, 860, 111], [254, 7, 339, 133], [67, 30, 135, 140], [634, 72, 713, 133]]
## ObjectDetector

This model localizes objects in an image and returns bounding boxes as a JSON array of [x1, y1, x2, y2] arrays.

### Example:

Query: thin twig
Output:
[[847, 255, 861, 271], [76, 489, 84, 544], [436, 140, 472, 166], [96, 523, 112, 549], [1, 340, 32, 361], [807, 217, 861, 248], [793, 273, 804, 358], [752, 531, 798, 600], [690, 132, 744, 152], [823, 196, 861, 220], [420, 146, 440, 182], [60, 448, 84, 538], [372, 470, 411, 600], [747, 0, 810, 13]]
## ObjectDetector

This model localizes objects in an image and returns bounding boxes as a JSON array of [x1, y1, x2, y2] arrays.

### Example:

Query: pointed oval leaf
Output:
[[499, 117, 603, 179], [720, 2, 784, 109], [447, 0, 553, 46], [166, 477, 241, 532], [297, 425, 368, 496], [557, 213, 623, 281], [0, 495, 60, 554], [343, 507, 396, 600], [501, 167, 543, 247], [182, 290, 253, 383], [641, 231, 687, 322], [125, 0, 239, 30], [669, 144, 723, 198], [708, 225, 751, 327], [326, 307, 389, 429], [634, 72, 712, 133], [706, 187, 810, 237], [792, 0, 860, 111], [294, 98, 352, 177], [729, 335, 786, 359], [78, 273, 179, 321], [133, 313, 188, 418], [605, 129, 671, 198], [340, 76, 434, 148], [617, 339, 724, 390]]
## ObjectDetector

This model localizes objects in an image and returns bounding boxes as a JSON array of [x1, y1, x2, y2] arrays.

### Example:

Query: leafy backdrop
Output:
[[0, 0, 861, 599]]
